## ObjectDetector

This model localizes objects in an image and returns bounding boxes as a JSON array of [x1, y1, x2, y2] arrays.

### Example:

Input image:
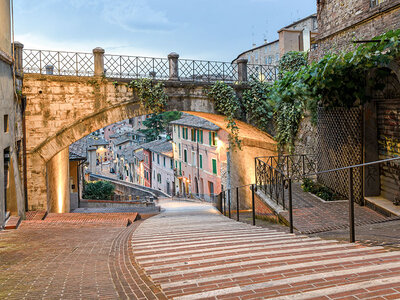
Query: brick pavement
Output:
[[132, 200, 400, 299], [0, 213, 166, 299], [270, 183, 394, 234]]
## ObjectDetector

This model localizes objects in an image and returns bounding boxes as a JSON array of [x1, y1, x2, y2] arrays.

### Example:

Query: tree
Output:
[[83, 180, 115, 200], [140, 111, 182, 141]]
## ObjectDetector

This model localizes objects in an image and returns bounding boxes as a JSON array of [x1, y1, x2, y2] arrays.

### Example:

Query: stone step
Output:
[[132, 207, 400, 299], [5, 216, 21, 230]]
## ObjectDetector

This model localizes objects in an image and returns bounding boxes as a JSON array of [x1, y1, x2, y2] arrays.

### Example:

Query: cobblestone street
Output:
[[3, 201, 400, 299], [0, 213, 165, 300]]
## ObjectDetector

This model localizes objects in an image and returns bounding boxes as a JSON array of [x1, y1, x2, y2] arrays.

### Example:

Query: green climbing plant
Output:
[[208, 81, 242, 149], [128, 78, 168, 114]]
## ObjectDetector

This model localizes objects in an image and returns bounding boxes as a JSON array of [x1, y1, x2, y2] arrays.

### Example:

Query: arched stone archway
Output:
[[23, 74, 276, 212]]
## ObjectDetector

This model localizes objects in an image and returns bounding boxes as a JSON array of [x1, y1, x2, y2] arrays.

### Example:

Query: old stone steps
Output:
[[131, 201, 400, 299]]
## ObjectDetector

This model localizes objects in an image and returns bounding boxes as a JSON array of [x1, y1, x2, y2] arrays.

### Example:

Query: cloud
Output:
[[68, 0, 176, 33], [15, 32, 167, 57], [102, 0, 176, 33]]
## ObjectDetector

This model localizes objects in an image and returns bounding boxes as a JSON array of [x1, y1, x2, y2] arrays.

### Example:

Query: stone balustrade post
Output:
[[237, 58, 248, 82], [168, 52, 179, 81], [93, 47, 105, 77], [12, 41, 23, 74]]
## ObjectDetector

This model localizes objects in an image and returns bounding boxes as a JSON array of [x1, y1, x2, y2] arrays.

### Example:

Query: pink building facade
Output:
[[170, 115, 228, 202]]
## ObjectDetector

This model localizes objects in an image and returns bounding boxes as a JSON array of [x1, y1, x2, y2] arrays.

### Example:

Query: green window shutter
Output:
[[186, 128, 188, 140], [182, 127, 184, 139], [184, 149, 187, 162], [200, 130, 203, 143], [199, 154, 203, 169], [209, 132, 212, 145], [197, 129, 199, 142], [178, 126, 180, 138], [212, 159, 217, 174], [179, 162, 181, 171]]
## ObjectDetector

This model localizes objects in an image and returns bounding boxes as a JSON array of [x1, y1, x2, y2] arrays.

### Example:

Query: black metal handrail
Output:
[[219, 155, 400, 243]]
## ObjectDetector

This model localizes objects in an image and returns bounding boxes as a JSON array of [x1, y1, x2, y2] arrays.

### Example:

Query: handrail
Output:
[[302, 156, 400, 179]]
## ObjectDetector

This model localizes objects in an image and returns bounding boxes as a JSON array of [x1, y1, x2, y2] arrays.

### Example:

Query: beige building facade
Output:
[[0, 0, 25, 228], [233, 14, 318, 65]]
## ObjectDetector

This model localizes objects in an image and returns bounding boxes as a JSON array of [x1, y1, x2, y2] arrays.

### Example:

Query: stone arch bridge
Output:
[[19, 46, 278, 213]]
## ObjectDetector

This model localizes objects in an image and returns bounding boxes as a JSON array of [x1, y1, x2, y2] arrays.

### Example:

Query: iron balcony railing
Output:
[[22, 48, 278, 82]]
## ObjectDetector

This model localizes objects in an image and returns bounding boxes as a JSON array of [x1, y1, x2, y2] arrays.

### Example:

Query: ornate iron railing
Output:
[[22, 48, 278, 82], [179, 59, 238, 82], [247, 64, 278, 82], [104, 54, 169, 79], [23, 49, 94, 76], [255, 154, 318, 208]]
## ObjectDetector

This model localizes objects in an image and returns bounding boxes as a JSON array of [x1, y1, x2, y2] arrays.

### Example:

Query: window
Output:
[[178, 125, 180, 138], [212, 159, 217, 175], [153, 170, 155, 178], [157, 154, 160, 164], [209, 131, 217, 146], [199, 154, 203, 169], [184, 149, 187, 163], [197, 130, 203, 144], [370, 0, 385, 7], [157, 173, 162, 183], [175, 161, 178, 169], [163, 156, 166, 167], [192, 151, 196, 166], [152, 153, 155, 161], [4, 115, 8, 132], [179, 143, 181, 157], [182, 127, 188, 139], [191, 129, 197, 142], [170, 159, 174, 169], [268, 56, 272, 64]]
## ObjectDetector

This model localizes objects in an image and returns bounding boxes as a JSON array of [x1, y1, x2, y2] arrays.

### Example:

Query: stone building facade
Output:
[[170, 115, 229, 202], [0, 0, 25, 228], [311, 0, 400, 60], [233, 14, 318, 65], [303, 0, 400, 206]]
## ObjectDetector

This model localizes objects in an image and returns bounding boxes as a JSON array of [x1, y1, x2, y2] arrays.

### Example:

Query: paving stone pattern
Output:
[[0, 213, 165, 300], [277, 184, 394, 234], [133, 201, 400, 299]]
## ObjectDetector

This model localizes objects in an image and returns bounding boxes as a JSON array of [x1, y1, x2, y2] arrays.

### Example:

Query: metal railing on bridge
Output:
[[22, 48, 278, 83]]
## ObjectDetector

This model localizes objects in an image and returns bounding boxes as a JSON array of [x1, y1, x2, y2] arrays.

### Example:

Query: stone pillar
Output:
[[46, 148, 70, 213], [93, 47, 105, 77], [168, 52, 179, 80], [237, 58, 248, 82], [12, 41, 23, 73], [45, 65, 54, 75]]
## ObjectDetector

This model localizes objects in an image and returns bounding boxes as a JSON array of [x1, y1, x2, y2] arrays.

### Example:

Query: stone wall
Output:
[[312, 0, 400, 60], [294, 115, 318, 155], [22, 75, 221, 210]]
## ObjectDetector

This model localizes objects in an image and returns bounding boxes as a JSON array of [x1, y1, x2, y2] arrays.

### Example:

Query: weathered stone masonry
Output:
[[23, 75, 276, 212]]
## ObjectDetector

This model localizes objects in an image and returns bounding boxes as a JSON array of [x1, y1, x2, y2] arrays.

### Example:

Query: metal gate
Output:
[[317, 107, 364, 204]]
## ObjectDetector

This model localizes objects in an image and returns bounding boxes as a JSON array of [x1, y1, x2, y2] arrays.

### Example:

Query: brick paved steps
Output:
[[135, 238, 337, 264], [132, 201, 400, 299], [21, 212, 139, 228], [25, 210, 47, 220], [4, 216, 21, 229]]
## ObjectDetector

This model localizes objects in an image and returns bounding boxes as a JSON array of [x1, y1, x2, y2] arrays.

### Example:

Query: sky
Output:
[[13, 0, 316, 62]]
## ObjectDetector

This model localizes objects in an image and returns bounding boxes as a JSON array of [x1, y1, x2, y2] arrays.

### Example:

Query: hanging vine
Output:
[[128, 78, 168, 114], [208, 81, 242, 149]]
